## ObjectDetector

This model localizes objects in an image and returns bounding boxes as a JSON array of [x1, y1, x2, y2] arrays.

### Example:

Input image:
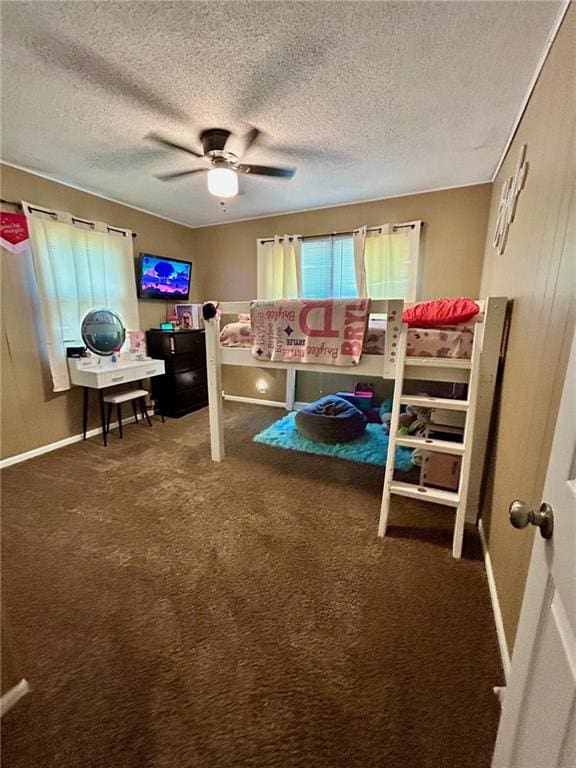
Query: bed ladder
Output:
[[378, 320, 484, 559]]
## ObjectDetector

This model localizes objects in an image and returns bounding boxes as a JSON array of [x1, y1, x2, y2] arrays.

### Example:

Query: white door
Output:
[[492, 328, 576, 768]]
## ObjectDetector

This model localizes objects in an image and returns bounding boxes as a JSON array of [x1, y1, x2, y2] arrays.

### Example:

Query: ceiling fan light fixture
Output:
[[207, 167, 238, 198]]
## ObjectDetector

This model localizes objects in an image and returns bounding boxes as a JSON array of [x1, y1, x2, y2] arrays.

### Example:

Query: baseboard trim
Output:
[[478, 518, 511, 682], [221, 394, 312, 411], [222, 394, 286, 408], [0, 679, 31, 718], [0, 411, 156, 469]]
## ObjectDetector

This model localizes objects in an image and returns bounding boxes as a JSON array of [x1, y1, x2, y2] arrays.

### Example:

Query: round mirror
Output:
[[81, 308, 126, 356]]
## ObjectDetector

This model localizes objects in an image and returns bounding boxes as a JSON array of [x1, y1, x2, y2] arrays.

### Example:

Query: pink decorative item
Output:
[[402, 298, 480, 328], [128, 331, 147, 356], [0, 212, 29, 253]]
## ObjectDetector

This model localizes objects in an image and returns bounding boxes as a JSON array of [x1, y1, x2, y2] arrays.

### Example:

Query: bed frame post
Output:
[[382, 299, 404, 377], [465, 296, 508, 523], [205, 313, 225, 461], [378, 320, 408, 536], [378, 298, 406, 536], [285, 369, 296, 411]]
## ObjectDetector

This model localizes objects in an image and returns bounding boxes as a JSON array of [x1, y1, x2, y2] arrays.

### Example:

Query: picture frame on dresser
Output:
[[176, 303, 203, 330]]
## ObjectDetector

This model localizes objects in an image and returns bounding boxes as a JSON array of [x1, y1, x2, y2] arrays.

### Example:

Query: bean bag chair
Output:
[[295, 395, 367, 444]]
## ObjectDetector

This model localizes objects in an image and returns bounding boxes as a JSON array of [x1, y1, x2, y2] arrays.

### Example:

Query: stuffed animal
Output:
[[381, 408, 418, 433], [381, 404, 430, 435]]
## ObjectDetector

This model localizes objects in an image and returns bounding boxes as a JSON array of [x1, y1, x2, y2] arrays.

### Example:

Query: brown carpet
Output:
[[1, 403, 503, 768]]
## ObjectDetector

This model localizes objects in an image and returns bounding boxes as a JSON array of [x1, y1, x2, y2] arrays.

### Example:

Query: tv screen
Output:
[[137, 254, 192, 300]]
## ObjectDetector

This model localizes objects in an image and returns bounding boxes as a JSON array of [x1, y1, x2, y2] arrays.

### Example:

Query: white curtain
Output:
[[24, 202, 139, 392], [257, 234, 302, 299], [363, 221, 422, 300], [353, 226, 367, 297]]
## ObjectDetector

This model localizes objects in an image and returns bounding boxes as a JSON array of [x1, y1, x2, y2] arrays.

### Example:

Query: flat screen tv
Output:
[[137, 253, 192, 300]]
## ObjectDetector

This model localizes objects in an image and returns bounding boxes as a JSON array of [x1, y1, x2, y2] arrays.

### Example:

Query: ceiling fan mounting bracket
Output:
[[200, 128, 232, 156]]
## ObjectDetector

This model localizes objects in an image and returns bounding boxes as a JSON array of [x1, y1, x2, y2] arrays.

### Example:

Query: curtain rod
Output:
[[1, 198, 22, 209], [258, 222, 420, 245], [1, 199, 138, 238]]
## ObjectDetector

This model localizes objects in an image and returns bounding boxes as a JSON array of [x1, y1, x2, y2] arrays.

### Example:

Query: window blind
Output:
[[301, 236, 357, 299]]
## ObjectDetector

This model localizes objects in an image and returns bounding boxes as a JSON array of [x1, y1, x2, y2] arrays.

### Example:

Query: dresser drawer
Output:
[[171, 387, 208, 415], [166, 354, 205, 374], [172, 332, 205, 356], [173, 368, 206, 392], [151, 370, 207, 397], [146, 330, 205, 356]]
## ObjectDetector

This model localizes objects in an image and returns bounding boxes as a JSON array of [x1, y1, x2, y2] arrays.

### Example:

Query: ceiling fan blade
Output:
[[236, 34, 335, 120], [237, 164, 295, 179], [155, 168, 208, 181], [146, 132, 203, 158], [31, 34, 187, 122], [238, 126, 262, 158], [267, 143, 351, 163], [88, 147, 167, 171]]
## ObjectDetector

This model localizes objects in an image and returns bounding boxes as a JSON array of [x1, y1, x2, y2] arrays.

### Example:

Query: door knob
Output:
[[509, 500, 554, 539]]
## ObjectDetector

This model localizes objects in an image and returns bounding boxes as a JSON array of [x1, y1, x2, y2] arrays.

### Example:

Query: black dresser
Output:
[[146, 329, 208, 418]]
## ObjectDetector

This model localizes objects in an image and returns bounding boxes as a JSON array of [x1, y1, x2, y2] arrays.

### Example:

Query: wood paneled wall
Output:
[[479, 4, 575, 651]]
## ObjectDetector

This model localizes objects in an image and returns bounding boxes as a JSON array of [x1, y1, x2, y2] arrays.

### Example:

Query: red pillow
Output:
[[402, 298, 480, 328]]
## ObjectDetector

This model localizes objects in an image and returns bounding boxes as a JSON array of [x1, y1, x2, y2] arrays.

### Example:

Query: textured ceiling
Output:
[[0, 1, 562, 227]]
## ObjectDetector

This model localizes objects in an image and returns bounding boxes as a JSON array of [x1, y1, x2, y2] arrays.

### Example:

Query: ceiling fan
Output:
[[29, 33, 322, 202], [147, 127, 296, 199]]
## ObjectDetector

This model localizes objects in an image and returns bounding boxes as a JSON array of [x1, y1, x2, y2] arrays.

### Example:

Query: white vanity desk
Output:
[[69, 357, 165, 446], [69, 357, 165, 389]]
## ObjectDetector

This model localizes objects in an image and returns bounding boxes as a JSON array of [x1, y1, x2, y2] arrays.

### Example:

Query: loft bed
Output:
[[204, 297, 507, 558]]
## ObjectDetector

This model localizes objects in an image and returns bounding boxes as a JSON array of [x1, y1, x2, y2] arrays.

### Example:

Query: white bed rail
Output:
[[218, 299, 401, 317]]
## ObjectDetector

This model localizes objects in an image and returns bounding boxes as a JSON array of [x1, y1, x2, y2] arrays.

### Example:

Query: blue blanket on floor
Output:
[[253, 412, 414, 469]]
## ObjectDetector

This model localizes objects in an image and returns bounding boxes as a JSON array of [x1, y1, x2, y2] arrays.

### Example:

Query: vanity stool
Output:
[[104, 388, 152, 439]]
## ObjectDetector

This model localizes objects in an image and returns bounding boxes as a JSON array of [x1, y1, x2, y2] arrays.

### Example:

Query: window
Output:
[[25, 204, 139, 392], [256, 221, 421, 302], [300, 236, 357, 299]]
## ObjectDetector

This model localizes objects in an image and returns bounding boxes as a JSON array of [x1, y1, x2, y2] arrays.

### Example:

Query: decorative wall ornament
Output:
[[0, 211, 29, 253], [493, 144, 528, 254]]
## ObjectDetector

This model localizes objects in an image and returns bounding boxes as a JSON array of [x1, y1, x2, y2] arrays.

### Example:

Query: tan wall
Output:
[[1, 164, 198, 460], [480, 6, 575, 652], [195, 183, 492, 402]]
